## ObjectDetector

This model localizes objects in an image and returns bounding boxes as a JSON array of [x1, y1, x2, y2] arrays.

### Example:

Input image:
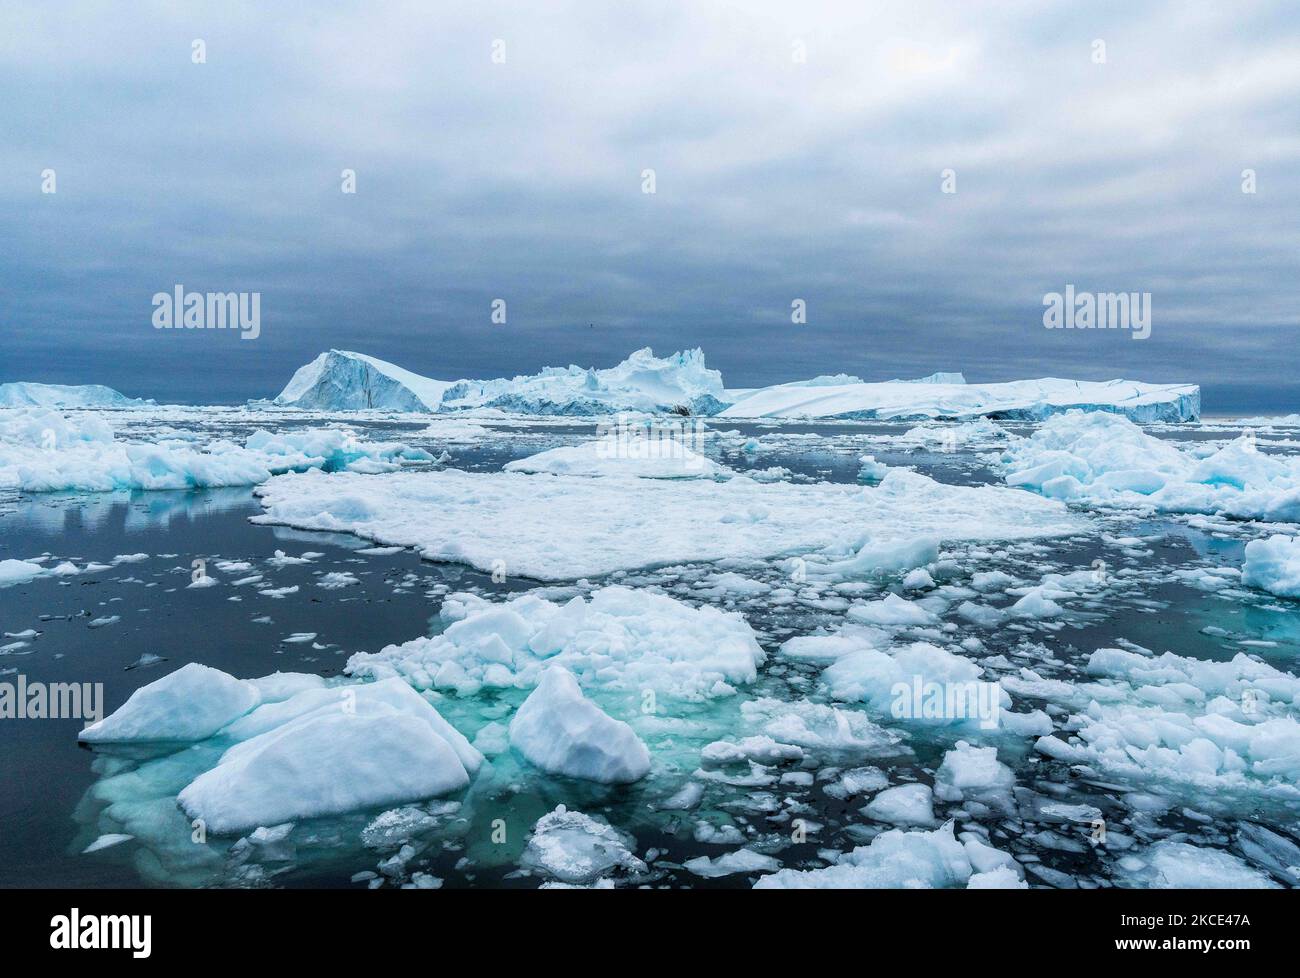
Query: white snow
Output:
[[508, 668, 651, 783], [254, 466, 1080, 581], [1002, 410, 1300, 521], [347, 585, 765, 701]]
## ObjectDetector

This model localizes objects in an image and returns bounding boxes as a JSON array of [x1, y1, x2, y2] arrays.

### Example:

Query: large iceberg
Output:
[[273, 350, 456, 411], [719, 377, 1199, 422], [253, 466, 1081, 580], [439, 347, 727, 415], [0, 381, 148, 408]]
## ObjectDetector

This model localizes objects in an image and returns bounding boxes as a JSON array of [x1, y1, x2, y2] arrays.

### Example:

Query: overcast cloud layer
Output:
[[2, 1, 1297, 411]]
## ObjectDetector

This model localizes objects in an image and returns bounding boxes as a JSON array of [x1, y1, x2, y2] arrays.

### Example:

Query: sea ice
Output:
[[347, 585, 764, 701], [254, 466, 1080, 581]]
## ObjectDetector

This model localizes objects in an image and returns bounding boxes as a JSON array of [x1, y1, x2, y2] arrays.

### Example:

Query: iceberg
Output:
[[439, 347, 727, 416], [521, 806, 647, 885], [0, 381, 148, 408], [272, 349, 455, 411], [719, 377, 1199, 422], [254, 466, 1081, 581], [1002, 410, 1300, 521], [508, 668, 651, 783]]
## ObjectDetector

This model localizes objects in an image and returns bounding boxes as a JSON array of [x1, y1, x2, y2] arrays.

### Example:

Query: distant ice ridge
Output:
[[253, 465, 1081, 580], [0, 381, 149, 408], [719, 377, 1199, 422], [0, 408, 432, 492], [1001, 410, 1300, 522], [441, 347, 728, 415], [271, 347, 726, 415], [268, 348, 1194, 421]]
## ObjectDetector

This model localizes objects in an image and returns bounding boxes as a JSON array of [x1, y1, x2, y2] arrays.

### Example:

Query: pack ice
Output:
[[1002, 410, 1300, 522], [0, 408, 433, 492]]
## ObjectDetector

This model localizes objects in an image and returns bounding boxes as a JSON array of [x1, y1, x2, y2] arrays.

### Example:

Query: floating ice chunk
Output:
[[934, 741, 1015, 803], [863, 783, 936, 827], [1242, 535, 1300, 598], [0, 559, 48, 587], [754, 822, 981, 889], [509, 668, 650, 783], [902, 568, 935, 591], [521, 806, 647, 885], [738, 697, 906, 759], [178, 710, 471, 834], [967, 866, 1028, 889], [683, 848, 780, 878], [80, 663, 260, 742], [857, 455, 889, 480], [1119, 842, 1280, 889], [823, 641, 1005, 724], [253, 465, 1080, 581], [348, 585, 764, 701], [504, 437, 727, 479], [1002, 411, 1300, 521], [846, 592, 937, 627]]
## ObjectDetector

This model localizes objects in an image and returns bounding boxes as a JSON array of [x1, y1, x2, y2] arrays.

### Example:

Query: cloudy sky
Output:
[[2, 1, 1297, 410]]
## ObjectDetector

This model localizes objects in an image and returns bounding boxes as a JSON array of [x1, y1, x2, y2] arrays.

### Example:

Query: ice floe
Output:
[[253, 466, 1080, 581]]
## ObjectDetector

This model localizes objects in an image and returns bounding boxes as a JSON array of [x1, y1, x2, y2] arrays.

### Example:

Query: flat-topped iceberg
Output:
[[253, 466, 1081, 581], [273, 349, 455, 411], [719, 377, 1199, 422], [0, 381, 149, 408]]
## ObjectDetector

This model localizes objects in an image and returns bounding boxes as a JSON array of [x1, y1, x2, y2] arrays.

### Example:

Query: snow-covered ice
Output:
[[254, 466, 1081, 581]]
